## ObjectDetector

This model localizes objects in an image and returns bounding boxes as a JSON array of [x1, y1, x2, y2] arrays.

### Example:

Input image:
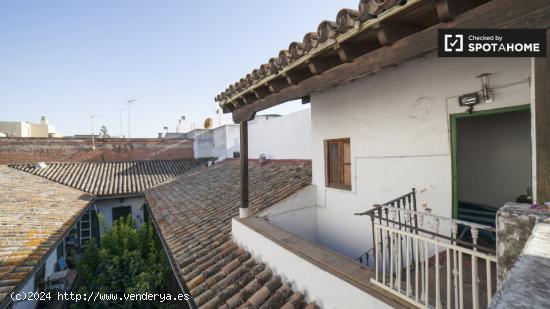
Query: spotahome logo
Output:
[[444, 34, 463, 52], [438, 29, 546, 57]]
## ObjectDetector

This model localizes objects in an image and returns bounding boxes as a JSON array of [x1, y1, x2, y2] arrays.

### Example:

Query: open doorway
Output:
[[451, 106, 532, 233]]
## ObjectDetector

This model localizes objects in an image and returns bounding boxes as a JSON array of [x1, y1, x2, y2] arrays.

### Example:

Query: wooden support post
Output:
[[534, 29, 550, 203], [240, 120, 249, 218]]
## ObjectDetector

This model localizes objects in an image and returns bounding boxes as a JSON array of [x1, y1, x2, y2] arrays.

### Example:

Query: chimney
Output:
[[158, 126, 169, 138], [40, 116, 48, 125]]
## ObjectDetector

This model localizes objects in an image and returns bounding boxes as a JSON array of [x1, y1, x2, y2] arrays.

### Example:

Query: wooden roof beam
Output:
[[222, 104, 233, 113], [375, 22, 419, 46], [334, 41, 379, 63], [253, 86, 271, 99], [283, 69, 313, 85], [267, 78, 290, 93], [435, 0, 478, 22], [241, 93, 257, 105], [307, 56, 342, 75], [230, 0, 550, 123], [231, 98, 246, 110]]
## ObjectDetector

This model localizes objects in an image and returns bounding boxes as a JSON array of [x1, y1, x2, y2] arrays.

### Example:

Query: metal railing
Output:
[[356, 190, 497, 308], [356, 188, 418, 267]]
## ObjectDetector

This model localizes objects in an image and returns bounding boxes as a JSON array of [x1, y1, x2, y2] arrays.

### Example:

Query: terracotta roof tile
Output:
[[145, 159, 314, 308], [215, 0, 405, 109], [9, 159, 208, 196], [0, 166, 93, 307]]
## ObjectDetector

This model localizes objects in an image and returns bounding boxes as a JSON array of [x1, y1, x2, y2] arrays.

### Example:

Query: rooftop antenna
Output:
[[127, 99, 136, 140], [90, 114, 104, 150], [113, 108, 127, 137]]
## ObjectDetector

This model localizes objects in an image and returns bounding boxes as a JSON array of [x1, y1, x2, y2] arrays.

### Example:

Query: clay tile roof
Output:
[[145, 159, 317, 309], [0, 166, 93, 306], [9, 159, 209, 196], [215, 0, 406, 109]]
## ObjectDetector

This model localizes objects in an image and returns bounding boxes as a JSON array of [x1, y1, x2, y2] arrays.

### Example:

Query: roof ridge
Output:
[[7, 159, 209, 196], [8, 158, 205, 166]]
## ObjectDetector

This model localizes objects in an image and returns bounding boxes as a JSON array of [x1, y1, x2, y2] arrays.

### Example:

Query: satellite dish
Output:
[[204, 117, 213, 129]]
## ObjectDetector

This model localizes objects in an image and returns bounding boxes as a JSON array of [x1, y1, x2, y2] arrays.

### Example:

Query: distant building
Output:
[[159, 111, 311, 160], [175, 115, 192, 133], [0, 116, 62, 137], [193, 124, 240, 159], [156, 112, 310, 161], [159, 116, 201, 138], [69, 134, 101, 139], [248, 109, 310, 160]]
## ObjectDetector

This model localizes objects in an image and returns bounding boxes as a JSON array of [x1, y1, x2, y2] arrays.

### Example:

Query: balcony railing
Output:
[[356, 188, 418, 267], [356, 189, 497, 309]]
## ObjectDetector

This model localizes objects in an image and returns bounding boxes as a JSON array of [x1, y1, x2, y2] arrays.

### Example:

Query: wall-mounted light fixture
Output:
[[458, 92, 480, 107], [458, 73, 493, 113]]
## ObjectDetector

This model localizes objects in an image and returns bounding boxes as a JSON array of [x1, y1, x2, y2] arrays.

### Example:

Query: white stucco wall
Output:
[[94, 196, 145, 237], [193, 125, 240, 159], [224, 124, 240, 159], [309, 53, 532, 259], [195, 111, 311, 160], [11, 242, 63, 309], [45, 246, 58, 280], [29, 123, 49, 137], [258, 186, 318, 242], [249, 109, 311, 160], [12, 276, 37, 309], [232, 219, 391, 309], [193, 130, 215, 159]]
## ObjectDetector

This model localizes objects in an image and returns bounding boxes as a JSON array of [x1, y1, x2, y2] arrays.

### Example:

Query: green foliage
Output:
[[75, 216, 173, 308]]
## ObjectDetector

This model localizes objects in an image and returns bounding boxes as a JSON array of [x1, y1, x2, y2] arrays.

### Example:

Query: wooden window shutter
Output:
[[326, 138, 351, 190]]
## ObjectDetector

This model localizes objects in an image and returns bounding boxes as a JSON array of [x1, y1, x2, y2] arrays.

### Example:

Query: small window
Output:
[[326, 138, 351, 190], [112, 206, 132, 223], [56, 241, 64, 260]]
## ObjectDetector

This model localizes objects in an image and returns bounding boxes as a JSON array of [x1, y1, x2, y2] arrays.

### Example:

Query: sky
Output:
[[0, 0, 358, 137]]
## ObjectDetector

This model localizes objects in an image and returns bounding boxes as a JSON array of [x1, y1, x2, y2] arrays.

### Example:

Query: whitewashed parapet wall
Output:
[[249, 109, 311, 160], [232, 218, 393, 309]]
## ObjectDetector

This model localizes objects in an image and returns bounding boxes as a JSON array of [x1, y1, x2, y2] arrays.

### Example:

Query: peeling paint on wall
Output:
[[496, 202, 550, 286]]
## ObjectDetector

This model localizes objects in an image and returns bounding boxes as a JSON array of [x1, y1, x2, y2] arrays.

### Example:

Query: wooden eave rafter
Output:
[[218, 0, 425, 108], [220, 0, 550, 122]]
